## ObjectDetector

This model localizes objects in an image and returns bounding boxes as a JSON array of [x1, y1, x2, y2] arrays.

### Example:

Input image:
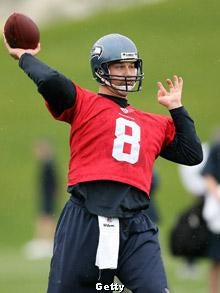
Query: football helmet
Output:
[[90, 33, 144, 92]]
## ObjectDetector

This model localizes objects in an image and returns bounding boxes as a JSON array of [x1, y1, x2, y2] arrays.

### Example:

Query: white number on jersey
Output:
[[112, 117, 141, 164]]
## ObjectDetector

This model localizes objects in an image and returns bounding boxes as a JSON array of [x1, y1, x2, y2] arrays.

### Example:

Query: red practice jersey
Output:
[[46, 84, 176, 195]]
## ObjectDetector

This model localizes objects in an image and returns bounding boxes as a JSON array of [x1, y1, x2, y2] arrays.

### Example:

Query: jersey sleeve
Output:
[[45, 84, 92, 124], [45, 99, 75, 123], [19, 53, 77, 118], [162, 117, 176, 148]]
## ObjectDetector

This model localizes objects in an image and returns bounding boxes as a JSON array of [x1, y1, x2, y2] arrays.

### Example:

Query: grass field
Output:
[[0, 0, 220, 291]]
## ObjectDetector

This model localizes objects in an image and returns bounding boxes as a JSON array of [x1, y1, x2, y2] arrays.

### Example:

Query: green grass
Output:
[[0, 0, 219, 291], [0, 249, 49, 293]]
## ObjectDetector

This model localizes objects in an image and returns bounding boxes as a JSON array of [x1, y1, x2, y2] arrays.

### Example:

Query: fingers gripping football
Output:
[[4, 34, 41, 60]]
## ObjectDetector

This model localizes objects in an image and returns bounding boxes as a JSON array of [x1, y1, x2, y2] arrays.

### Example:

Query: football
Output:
[[4, 13, 40, 49]]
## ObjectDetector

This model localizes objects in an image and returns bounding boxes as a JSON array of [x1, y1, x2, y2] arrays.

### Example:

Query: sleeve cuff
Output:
[[169, 106, 190, 119], [19, 53, 33, 68]]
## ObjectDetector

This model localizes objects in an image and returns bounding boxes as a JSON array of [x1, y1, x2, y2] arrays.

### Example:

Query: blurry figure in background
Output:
[[176, 142, 209, 278], [24, 139, 59, 260], [201, 129, 220, 293], [146, 168, 160, 224]]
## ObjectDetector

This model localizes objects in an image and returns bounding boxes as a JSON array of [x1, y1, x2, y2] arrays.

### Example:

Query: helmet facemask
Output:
[[95, 59, 143, 93]]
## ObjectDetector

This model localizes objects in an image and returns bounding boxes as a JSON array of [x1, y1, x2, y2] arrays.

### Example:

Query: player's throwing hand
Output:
[[157, 75, 183, 110], [3, 34, 40, 60]]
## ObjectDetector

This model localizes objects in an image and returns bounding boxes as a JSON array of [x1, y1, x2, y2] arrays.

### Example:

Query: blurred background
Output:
[[0, 0, 219, 292]]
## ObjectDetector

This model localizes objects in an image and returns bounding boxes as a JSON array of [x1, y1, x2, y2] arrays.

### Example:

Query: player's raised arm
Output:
[[158, 75, 203, 165], [3, 13, 76, 118], [3, 35, 76, 118]]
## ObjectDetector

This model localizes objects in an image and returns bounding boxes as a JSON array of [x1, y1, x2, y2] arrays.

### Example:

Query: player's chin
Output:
[[117, 89, 130, 99], [118, 90, 128, 98], [109, 85, 128, 98]]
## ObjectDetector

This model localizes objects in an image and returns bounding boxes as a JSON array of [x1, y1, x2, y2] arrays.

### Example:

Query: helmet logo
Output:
[[91, 46, 102, 57], [121, 52, 138, 59]]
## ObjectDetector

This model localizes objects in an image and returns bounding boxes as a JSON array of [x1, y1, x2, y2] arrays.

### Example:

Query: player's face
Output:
[[108, 61, 137, 87], [104, 61, 137, 98], [99, 61, 138, 99]]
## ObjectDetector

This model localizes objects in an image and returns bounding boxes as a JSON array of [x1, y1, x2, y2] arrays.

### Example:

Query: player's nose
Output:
[[123, 65, 135, 78]]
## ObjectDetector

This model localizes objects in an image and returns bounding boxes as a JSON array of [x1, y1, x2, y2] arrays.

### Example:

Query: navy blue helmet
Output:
[[90, 33, 144, 92]]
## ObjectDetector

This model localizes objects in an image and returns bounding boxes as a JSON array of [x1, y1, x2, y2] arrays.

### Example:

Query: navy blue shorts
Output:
[[47, 196, 169, 293]]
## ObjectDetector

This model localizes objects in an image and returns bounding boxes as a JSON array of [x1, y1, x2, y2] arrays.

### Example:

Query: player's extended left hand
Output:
[[3, 33, 41, 60], [157, 75, 183, 110]]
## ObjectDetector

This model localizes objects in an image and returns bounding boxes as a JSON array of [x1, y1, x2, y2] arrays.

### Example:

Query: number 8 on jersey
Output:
[[112, 117, 141, 164]]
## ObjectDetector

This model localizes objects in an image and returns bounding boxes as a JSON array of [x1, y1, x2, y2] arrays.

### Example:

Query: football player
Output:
[[4, 33, 203, 293]]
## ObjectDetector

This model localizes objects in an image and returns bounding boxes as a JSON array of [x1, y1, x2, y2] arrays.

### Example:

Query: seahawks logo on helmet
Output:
[[91, 46, 102, 57]]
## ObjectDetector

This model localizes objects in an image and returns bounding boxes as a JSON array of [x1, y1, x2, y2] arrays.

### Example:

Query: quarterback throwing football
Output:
[[4, 33, 203, 293]]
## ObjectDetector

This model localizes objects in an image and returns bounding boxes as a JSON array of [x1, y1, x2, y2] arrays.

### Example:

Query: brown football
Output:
[[4, 13, 40, 49]]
